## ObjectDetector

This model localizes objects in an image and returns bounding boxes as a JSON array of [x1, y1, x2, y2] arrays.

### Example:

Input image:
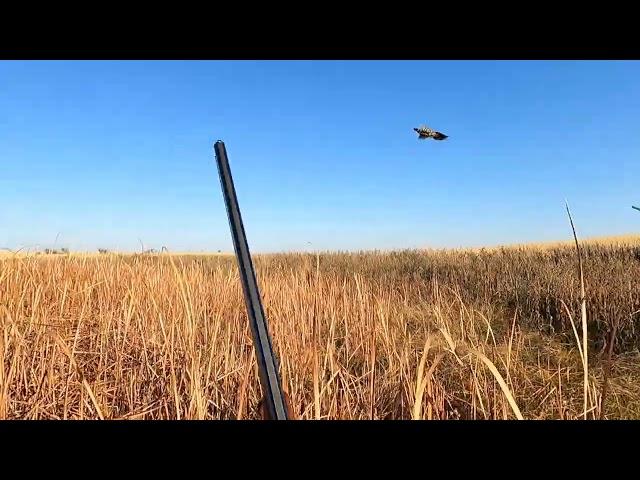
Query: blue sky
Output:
[[1, 60, 638, 253]]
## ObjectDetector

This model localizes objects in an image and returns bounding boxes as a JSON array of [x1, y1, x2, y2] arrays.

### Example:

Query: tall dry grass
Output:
[[0, 244, 639, 419]]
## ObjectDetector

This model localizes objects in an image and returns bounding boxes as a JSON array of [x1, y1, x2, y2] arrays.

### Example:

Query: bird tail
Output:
[[433, 132, 448, 140]]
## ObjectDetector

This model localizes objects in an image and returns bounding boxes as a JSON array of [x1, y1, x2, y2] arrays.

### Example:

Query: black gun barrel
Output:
[[213, 140, 288, 420]]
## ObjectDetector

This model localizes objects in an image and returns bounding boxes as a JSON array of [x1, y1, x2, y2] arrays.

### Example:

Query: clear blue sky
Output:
[[1, 60, 639, 253]]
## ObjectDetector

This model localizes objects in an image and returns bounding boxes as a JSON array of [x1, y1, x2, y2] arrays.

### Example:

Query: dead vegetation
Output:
[[0, 239, 639, 419]]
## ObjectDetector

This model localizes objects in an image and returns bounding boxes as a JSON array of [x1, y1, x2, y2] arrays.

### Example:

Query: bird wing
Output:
[[433, 131, 448, 140]]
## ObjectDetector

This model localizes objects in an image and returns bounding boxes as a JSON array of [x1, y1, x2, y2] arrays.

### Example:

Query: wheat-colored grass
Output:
[[1, 243, 639, 419], [462, 233, 640, 252]]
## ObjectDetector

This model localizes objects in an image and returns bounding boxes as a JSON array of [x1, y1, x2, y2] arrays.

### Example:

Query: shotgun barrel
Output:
[[213, 140, 289, 420]]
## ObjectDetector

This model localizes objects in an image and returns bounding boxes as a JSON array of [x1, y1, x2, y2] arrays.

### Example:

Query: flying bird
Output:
[[632, 206, 640, 212], [414, 125, 448, 141]]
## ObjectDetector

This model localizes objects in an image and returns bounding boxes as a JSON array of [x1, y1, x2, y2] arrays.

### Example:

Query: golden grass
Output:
[[467, 233, 640, 252], [1, 243, 639, 420], [0, 250, 234, 258]]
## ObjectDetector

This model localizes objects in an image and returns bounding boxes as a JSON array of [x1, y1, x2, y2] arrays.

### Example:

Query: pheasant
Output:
[[414, 125, 448, 141]]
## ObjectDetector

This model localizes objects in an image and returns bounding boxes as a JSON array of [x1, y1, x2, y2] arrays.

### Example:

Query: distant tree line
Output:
[[41, 248, 69, 255]]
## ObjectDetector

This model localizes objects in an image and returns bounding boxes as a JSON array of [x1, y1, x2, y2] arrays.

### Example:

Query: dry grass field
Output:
[[1, 236, 640, 419]]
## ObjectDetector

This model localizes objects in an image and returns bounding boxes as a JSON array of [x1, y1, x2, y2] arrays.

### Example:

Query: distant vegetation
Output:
[[40, 248, 69, 255]]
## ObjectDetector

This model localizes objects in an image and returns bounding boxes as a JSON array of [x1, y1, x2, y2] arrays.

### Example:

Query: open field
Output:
[[1, 240, 640, 419], [473, 234, 640, 251]]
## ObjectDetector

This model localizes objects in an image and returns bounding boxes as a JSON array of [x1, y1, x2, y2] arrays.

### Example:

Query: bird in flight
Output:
[[632, 206, 640, 212], [414, 125, 448, 141]]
